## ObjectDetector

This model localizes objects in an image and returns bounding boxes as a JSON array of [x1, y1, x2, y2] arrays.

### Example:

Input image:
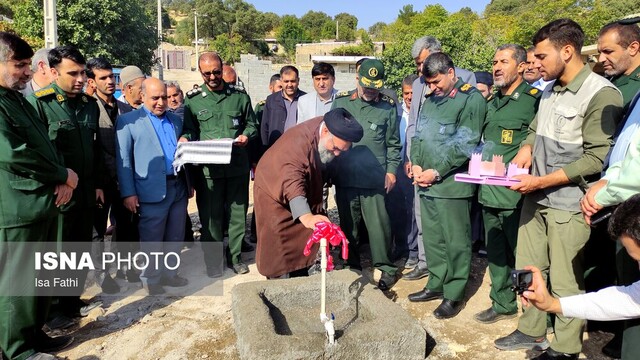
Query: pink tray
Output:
[[454, 174, 521, 187]]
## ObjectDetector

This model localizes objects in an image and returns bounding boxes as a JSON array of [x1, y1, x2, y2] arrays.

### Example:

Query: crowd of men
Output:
[[1, 14, 640, 360]]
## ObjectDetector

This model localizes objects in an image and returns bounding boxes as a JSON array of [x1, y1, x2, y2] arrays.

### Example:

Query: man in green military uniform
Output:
[[330, 59, 401, 291], [180, 52, 257, 276], [28, 45, 103, 323], [474, 44, 540, 324], [0, 32, 78, 360], [408, 52, 486, 319], [590, 19, 640, 359], [597, 21, 640, 112]]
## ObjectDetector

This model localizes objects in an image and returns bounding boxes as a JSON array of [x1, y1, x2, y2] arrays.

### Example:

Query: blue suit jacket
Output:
[[116, 108, 183, 203]]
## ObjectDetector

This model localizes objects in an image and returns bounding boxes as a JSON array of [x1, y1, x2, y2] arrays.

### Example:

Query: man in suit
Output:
[[116, 77, 188, 295], [19, 47, 53, 97], [297, 62, 338, 123], [0, 31, 77, 360]]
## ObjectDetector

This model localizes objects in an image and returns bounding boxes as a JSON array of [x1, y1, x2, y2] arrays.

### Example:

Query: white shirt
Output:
[[560, 262, 640, 321]]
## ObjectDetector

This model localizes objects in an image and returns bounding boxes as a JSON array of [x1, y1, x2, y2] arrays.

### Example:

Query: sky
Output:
[[246, 1, 492, 29]]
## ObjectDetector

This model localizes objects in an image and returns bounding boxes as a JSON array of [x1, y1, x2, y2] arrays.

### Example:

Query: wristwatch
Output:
[[432, 169, 442, 183]]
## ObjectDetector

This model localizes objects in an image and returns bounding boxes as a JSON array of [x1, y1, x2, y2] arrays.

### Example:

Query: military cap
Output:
[[358, 59, 385, 89]]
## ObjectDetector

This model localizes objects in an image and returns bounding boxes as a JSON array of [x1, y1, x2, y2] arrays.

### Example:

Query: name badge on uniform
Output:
[[501, 129, 513, 144], [370, 123, 377, 131], [59, 120, 72, 126], [198, 109, 208, 116], [232, 118, 240, 127], [439, 125, 446, 135]]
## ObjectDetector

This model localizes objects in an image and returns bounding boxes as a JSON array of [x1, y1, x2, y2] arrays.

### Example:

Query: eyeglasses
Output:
[[200, 70, 222, 78]]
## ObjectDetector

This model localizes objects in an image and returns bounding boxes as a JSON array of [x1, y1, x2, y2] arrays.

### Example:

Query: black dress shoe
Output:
[[44, 315, 75, 331], [378, 271, 398, 291], [408, 289, 443, 302], [35, 332, 74, 353], [101, 275, 120, 294], [160, 275, 189, 287], [402, 266, 429, 280], [145, 284, 166, 295], [532, 348, 578, 359], [433, 299, 465, 319], [474, 307, 516, 324], [126, 269, 141, 283]]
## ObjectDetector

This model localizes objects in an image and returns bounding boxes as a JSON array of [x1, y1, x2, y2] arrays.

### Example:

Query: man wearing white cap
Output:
[[118, 65, 145, 108]]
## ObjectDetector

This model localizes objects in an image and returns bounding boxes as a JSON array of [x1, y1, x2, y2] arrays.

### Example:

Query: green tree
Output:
[[174, 17, 195, 46], [368, 22, 387, 40], [335, 13, 358, 41], [301, 11, 333, 41], [397, 4, 416, 25], [13, 0, 157, 72], [276, 15, 310, 56], [211, 33, 249, 64], [261, 12, 281, 33]]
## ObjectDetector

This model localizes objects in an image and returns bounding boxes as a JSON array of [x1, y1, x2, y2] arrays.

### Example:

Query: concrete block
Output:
[[232, 270, 427, 360]]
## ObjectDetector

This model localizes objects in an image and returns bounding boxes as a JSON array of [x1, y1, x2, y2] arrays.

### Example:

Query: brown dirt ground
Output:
[[52, 192, 615, 360]]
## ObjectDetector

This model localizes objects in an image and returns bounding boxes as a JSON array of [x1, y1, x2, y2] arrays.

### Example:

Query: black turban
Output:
[[474, 71, 493, 87], [323, 108, 364, 143]]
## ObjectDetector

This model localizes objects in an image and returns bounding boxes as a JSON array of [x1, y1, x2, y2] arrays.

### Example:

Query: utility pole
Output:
[[336, 20, 339, 40], [157, 0, 164, 80], [43, 0, 58, 48], [194, 11, 199, 67]]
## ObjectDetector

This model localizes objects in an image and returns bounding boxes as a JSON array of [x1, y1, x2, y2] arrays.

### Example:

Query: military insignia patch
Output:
[[368, 67, 378, 77], [34, 87, 55, 98], [202, 92, 207, 97], [460, 84, 472, 92], [82, 96, 88, 103], [56, 94, 65, 103], [529, 88, 539, 95], [439, 125, 446, 135], [232, 118, 240, 127], [501, 129, 513, 144], [370, 123, 378, 131], [512, 92, 520, 100]]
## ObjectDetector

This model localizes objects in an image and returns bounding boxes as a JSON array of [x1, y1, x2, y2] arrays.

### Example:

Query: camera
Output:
[[510, 269, 533, 295]]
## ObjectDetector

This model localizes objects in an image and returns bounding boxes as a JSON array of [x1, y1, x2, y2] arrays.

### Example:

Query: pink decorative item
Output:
[[455, 152, 529, 186], [303, 221, 349, 271]]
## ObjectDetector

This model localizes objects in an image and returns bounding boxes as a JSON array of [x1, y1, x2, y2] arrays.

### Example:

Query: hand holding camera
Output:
[[514, 266, 563, 314]]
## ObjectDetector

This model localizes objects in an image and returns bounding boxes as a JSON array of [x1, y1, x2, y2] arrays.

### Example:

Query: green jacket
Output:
[[479, 81, 540, 209], [181, 82, 257, 179], [28, 83, 102, 211], [410, 79, 486, 198], [0, 88, 68, 228], [611, 65, 640, 114], [330, 90, 401, 189]]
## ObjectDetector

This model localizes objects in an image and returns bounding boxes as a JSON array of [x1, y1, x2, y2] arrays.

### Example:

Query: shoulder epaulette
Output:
[[381, 95, 395, 105], [525, 87, 542, 98], [229, 84, 246, 93], [459, 83, 474, 93], [335, 90, 351, 98], [34, 87, 55, 98], [186, 88, 202, 98], [80, 94, 96, 103], [256, 99, 266, 106]]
